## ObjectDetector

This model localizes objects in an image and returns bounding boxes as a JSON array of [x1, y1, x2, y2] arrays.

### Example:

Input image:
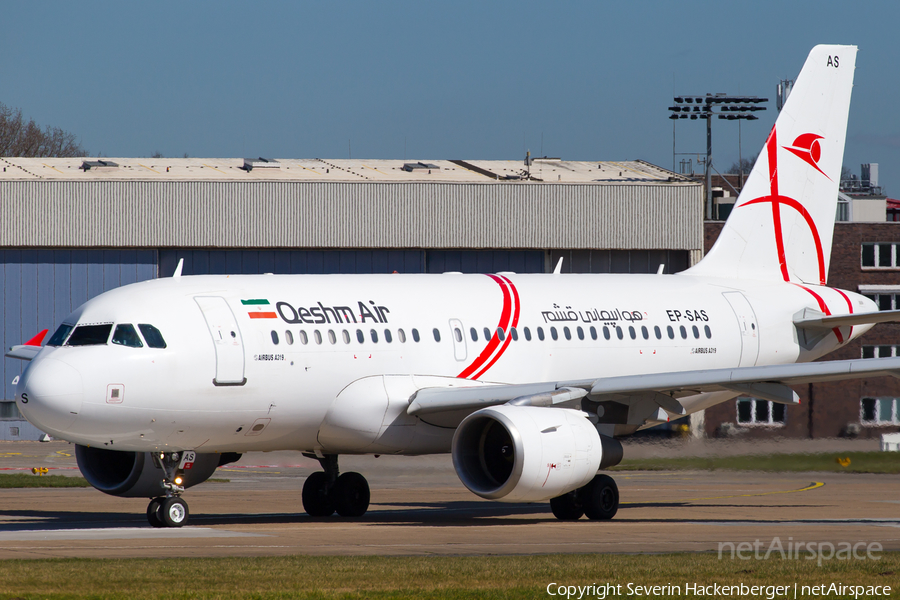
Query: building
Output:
[[0, 155, 703, 440]]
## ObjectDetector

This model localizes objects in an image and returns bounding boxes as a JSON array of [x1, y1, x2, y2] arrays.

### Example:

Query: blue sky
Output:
[[3, 1, 898, 195]]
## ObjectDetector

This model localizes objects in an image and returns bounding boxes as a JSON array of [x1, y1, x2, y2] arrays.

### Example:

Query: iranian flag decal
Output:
[[242, 299, 277, 319]]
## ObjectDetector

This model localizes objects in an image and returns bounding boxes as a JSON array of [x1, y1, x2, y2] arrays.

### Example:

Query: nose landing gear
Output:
[[146, 451, 191, 528], [301, 453, 370, 518]]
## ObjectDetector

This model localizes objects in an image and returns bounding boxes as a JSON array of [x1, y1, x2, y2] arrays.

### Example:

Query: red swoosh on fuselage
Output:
[[456, 274, 519, 380]]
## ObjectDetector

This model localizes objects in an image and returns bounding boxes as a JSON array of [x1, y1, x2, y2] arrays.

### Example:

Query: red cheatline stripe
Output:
[[248, 312, 278, 319], [793, 284, 844, 344], [833, 287, 855, 340], [766, 129, 791, 283], [457, 274, 512, 379], [472, 275, 520, 380]]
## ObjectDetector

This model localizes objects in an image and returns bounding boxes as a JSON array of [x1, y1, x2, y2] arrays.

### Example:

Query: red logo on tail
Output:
[[784, 133, 830, 180]]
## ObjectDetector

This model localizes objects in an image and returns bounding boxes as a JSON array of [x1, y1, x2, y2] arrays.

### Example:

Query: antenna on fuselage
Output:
[[553, 257, 563, 275], [173, 258, 184, 278]]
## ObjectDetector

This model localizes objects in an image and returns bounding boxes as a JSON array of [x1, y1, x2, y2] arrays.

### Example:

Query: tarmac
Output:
[[0, 440, 898, 559]]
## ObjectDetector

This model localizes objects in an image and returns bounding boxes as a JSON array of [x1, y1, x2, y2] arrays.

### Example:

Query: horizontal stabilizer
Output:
[[794, 310, 900, 329]]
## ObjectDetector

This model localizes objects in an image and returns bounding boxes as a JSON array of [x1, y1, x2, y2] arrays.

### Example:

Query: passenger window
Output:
[[692, 325, 700, 339], [524, 327, 532, 341], [328, 330, 337, 344], [342, 330, 351, 344], [271, 331, 279, 345], [300, 331, 309, 345], [641, 326, 649, 340], [590, 326, 597, 340], [112, 324, 143, 348], [412, 328, 420, 342], [138, 324, 167, 349], [483, 327, 491, 341], [563, 327, 571, 340], [385, 329, 393, 343], [510, 327, 518, 341], [655, 326, 662, 340], [537, 327, 545, 341], [705, 325, 712, 339], [550, 327, 558, 341], [603, 326, 610, 340], [496, 327, 506, 341], [616, 327, 623, 340], [629, 326, 636, 340], [680, 325, 688, 339], [356, 329, 365, 343], [67, 324, 113, 346], [433, 328, 441, 342], [453, 328, 462, 343], [47, 324, 74, 346], [285, 330, 294, 345], [370, 329, 379, 343], [314, 330, 323, 345], [667, 326, 675, 339], [398, 329, 406, 343], [577, 326, 584, 340], [470, 327, 478, 342]]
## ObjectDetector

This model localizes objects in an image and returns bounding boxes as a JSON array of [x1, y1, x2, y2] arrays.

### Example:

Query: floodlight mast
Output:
[[668, 94, 768, 219]]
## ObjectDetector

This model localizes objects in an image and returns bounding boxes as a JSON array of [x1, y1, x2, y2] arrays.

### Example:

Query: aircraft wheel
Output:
[[147, 497, 164, 528], [333, 472, 370, 518], [160, 497, 189, 527], [302, 471, 335, 517], [582, 474, 619, 521], [550, 490, 584, 520]]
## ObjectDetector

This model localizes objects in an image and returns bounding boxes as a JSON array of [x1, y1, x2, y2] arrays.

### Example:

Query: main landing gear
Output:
[[549, 474, 619, 521], [301, 453, 370, 518], [147, 451, 190, 528]]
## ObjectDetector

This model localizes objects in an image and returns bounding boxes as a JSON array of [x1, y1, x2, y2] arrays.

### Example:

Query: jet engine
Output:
[[75, 445, 238, 498], [451, 405, 622, 502]]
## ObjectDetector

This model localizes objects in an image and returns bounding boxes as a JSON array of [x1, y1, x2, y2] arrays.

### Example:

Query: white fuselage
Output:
[[16, 272, 875, 454]]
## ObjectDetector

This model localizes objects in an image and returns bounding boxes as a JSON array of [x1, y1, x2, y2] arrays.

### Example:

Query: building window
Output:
[[861, 397, 899, 425], [736, 398, 786, 426], [861, 291, 900, 311], [9, 427, 19, 437], [0, 402, 22, 420], [861, 243, 899, 268], [861, 345, 900, 359]]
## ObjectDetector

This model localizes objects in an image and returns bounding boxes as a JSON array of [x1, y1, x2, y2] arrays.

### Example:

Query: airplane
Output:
[[8, 44, 900, 528]]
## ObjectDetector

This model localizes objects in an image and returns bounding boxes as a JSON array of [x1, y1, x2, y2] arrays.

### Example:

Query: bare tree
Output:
[[0, 101, 87, 157], [728, 155, 757, 174]]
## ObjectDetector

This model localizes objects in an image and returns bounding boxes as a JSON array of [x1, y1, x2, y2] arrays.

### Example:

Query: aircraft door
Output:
[[194, 296, 246, 385], [448, 318, 467, 361], [723, 291, 759, 367]]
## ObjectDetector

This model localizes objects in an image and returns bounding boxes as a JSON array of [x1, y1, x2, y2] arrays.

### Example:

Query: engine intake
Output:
[[451, 405, 622, 502], [75, 445, 231, 498]]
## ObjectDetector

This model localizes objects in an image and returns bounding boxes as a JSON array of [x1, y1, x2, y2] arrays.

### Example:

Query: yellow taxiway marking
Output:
[[0, 453, 22, 457], [622, 481, 824, 505]]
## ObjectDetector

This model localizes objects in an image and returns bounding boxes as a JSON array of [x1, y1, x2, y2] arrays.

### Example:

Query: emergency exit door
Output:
[[194, 296, 246, 385]]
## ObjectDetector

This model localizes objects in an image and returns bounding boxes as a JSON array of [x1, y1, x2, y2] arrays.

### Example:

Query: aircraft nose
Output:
[[17, 358, 83, 434]]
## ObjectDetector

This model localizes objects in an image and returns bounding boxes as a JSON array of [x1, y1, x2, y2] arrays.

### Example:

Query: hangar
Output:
[[0, 155, 703, 439]]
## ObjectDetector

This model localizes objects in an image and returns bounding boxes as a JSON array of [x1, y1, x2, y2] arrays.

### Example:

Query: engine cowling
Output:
[[451, 405, 622, 502], [75, 445, 237, 498]]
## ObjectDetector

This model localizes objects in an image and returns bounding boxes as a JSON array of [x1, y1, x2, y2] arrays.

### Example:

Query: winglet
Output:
[[173, 258, 184, 278], [553, 257, 563, 275], [25, 329, 48, 346]]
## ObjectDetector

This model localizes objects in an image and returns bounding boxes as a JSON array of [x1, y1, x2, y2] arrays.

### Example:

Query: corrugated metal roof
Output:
[[0, 156, 693, 185]]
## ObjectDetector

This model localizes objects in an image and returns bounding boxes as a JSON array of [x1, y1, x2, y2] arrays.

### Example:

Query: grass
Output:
[[0, 473, 88, 488], [0, 553, 896, 599], [612, 451, 900, 474]]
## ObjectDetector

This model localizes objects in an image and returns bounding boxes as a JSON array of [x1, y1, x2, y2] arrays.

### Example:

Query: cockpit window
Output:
[[112, 324, 143, 348], [66, 324, 113, 346], [138, 324, 167, 349], [47, 324, 74, 346]]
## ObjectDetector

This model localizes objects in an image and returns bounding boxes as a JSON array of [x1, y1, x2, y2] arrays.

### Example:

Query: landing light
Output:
[[174, 476, 183, 485]]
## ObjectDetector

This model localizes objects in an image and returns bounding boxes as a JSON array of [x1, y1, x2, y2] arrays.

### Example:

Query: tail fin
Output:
[[686, 44, 857, 284]]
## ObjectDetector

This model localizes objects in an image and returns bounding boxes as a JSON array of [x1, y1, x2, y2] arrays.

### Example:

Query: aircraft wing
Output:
[[407, 357, 900, 419]]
